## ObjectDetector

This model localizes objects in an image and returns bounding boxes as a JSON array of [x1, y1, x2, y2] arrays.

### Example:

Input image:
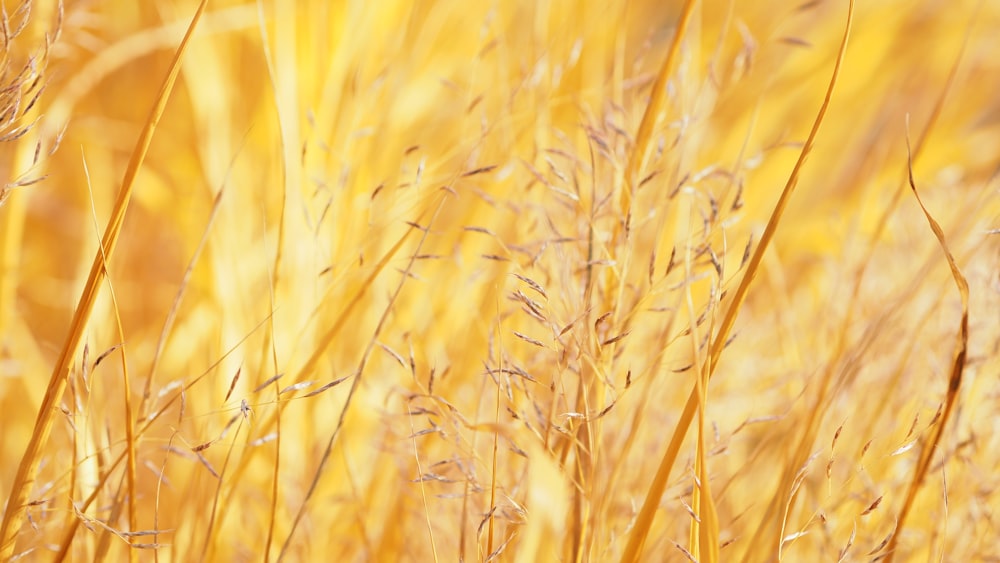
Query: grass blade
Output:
[[621, 0, 697, 217], [618, 2, 856, 560], [882, 120, 970, 563], [0, 1, 208, 558]]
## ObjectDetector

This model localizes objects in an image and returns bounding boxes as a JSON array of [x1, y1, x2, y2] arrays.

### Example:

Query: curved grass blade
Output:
[[882, 122, 970, 563]]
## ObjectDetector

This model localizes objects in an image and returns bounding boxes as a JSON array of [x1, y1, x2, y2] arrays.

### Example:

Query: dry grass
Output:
[[1, 0, 999, 561]]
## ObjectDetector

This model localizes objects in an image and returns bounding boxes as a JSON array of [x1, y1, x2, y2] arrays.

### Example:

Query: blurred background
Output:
[[1, 0, 998, 560]]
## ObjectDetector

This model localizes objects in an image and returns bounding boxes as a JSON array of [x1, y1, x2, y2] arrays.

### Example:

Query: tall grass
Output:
[[1, 0, 998, 561]]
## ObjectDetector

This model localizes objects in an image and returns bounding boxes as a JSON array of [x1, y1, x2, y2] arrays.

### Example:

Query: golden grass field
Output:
[[1, 0, 999, 561]]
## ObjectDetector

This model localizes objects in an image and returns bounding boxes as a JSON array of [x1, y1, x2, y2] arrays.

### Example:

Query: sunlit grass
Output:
[[1, 1, 999, 561]]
